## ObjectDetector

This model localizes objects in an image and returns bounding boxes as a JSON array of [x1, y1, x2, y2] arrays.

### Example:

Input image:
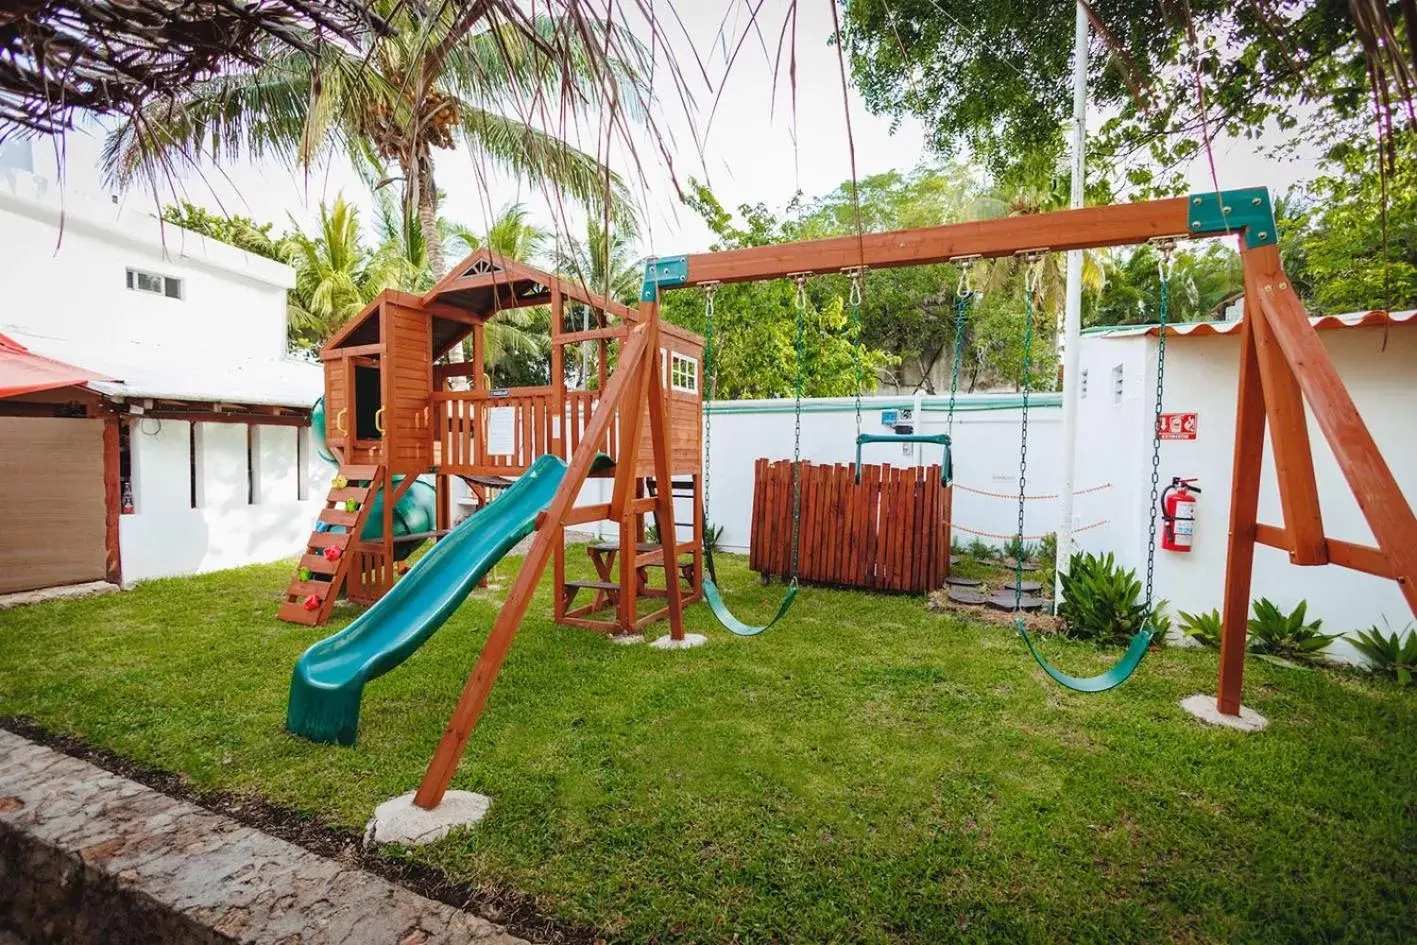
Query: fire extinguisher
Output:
[[1160, 477, 1201, 552]]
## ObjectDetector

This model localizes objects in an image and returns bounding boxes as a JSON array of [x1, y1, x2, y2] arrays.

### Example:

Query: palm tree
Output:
[[284, 196, 401, 353], [442, 204, 553, 387], [103, 2, 636, 283], [552, 219, 640, 386]]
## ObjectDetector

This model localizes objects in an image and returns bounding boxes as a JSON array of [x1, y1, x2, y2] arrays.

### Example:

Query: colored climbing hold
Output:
[[395, 561, 410, 575], [344, 499, 358, 513], [302, 593, 321, 612], [323, 545, 342, 562], [298, 566, 312, 582], [332, 475, 348, 490]]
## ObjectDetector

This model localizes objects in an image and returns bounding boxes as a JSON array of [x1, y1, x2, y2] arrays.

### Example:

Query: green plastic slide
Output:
[[286, 454, 570, 745]]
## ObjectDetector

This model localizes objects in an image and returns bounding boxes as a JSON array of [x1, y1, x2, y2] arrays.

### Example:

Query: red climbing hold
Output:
[[323, 545, 342, 562], [302, 593, 321, 612]]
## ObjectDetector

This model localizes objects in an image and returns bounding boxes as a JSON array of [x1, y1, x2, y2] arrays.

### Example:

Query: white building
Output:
[[1074, 311, 1417, 659], [0, 160, 330, 590]]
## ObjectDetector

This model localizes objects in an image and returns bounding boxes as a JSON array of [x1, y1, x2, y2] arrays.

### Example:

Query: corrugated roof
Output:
[[5, 331, 321, 408], [1084, 308, 1417, 339], [0, 331, 113, 398]]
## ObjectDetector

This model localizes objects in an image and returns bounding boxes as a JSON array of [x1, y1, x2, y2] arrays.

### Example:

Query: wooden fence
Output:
[[749, 459, 952, 594]]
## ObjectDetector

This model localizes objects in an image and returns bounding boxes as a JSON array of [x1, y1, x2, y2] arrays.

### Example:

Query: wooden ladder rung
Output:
[[286, 578, 336, 598], [319, 509, 359, 527], [306, 532, 351, 549], [328, 486, 373, 503], [276, 600, 323, 625], [298, 554, 338, 575], [339, 465, 381, 481]]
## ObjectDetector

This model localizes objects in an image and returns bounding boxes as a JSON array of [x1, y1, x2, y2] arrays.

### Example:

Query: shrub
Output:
[[1057, 551, 1153, 646], [1349, 620, 1417, 685], [1148, 599, 1173, 648], [966, 538, 997, 561], [645, 522, 659, 543], [1246, 598, 1339, 665], [1003, 537, 1039, 564], [704, 522, 725, 555], [1179, 608, 1223, 649]]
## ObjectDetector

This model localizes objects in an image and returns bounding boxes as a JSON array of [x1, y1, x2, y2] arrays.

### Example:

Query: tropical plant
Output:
[[1246, 598, 1340, 665], [1349, 620, 1417, 685], [703, 523, 725, 556], [283, 196, 402, 353], [1002, 538, 1040, 566], [965, 538, 997, 561], [1179, 608, 1223, 649], [1056, 551, 1152, 647], [103, 2, 634, 284], [161, 201, 286, 262]]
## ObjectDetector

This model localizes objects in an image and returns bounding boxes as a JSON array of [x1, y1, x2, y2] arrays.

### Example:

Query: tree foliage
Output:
[[842, 0, 1413, 193]]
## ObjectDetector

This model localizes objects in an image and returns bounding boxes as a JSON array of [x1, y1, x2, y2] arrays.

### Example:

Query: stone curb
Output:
[[0, 730, 529, 945]]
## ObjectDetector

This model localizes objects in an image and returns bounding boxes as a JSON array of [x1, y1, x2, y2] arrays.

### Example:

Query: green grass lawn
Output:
[[1, 549, 1413, 944]]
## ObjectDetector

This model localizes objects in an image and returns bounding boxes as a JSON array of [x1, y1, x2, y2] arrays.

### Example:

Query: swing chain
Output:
[[1144, 242, 1175, 610], [1014, 252, 1046, 610], [947, 259, 975, 434], [789, 272, 809, 585], [701, 281, 720, 533], [844, 266, 867, 442]]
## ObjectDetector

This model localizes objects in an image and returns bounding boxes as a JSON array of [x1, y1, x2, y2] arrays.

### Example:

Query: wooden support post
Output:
[[610, 338, 649, 518], [551, 284, 565, 457], [102, 414, 122, 585], [1243, 244, 1327, 565], [382, 466, 396, 591], [414, 325, 650, 810], [435, 473, 450, 535], [553, 525, 566, 622], [644, 321, 686, 640], [618, 511, 637, 631], [1251, 271, 1417, 616], [691, 473, 704, 595], [1217, 302, 1267, 716], [472, 323, 485, 392]]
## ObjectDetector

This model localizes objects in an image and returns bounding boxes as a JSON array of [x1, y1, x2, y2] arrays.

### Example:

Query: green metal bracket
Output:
[[1186, 188, 1277, 248], [640, 255, 689, 301]]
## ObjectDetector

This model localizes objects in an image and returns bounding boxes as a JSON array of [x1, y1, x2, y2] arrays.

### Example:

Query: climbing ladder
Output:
[[277, 464, 382, 626]]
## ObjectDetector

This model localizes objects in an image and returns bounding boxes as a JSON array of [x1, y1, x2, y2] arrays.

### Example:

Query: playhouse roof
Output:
[[322, 249, 644, 358], [0, 331, 112, 399]]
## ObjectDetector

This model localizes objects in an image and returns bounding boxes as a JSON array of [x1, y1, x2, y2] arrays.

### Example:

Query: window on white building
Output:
[[1111, 364, 1125, 404], [126, 267, 183, 300], [670, 353, 698, 393]]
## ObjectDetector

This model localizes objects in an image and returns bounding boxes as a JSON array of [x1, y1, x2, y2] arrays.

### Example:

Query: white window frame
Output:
[[670, 352, 698, 394], [126, 267, 183, 300]]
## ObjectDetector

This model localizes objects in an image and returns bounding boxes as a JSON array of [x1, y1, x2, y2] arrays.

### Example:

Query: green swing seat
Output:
[[702, 576, 799, 637], [1016, 619, 1153, 692], [855, 433, 952, 480]]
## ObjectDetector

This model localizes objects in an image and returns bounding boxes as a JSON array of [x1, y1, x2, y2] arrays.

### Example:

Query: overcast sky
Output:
[[40, 1, 1324, 258]]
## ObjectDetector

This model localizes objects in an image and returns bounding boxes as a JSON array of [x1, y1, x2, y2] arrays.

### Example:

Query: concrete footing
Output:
[[1180, 694, 1269, 732], [365, 790, 492, 846], [649, 633, 708, 650], [0, 581, 119, 611]]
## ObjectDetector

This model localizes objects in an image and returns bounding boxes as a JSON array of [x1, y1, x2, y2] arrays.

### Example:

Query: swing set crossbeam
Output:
[[645, 191, 1273, 292]]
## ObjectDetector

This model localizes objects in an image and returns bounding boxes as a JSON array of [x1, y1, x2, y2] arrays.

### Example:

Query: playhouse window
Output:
[[670, 353, 698, 393], [126, 267, 183, 299]]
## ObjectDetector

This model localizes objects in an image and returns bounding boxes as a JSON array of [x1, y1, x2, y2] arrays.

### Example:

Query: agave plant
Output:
[[1178, 608, 1223, 649], [1349, 620, 1417, 685], [1246, 598, 1340, 665], [1056, 551, 1151, 647]]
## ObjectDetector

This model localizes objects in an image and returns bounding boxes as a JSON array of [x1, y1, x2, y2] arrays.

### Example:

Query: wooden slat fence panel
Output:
[[749, 460, 951, 594]]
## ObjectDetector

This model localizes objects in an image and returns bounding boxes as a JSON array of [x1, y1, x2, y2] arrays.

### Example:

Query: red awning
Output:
[[0, 332, 113, 398]]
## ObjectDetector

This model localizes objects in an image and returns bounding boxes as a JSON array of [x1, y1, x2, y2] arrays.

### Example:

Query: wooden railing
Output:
[[432, 386, 617, 474]]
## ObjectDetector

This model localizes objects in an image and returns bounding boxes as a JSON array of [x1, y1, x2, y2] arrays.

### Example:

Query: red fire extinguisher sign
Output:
[[1157, 412, 1198, 440]]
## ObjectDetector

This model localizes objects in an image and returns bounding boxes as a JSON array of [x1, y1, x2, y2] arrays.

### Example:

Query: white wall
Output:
[[702, 394, 1070, 554], [0, 170, 293, 365], [121, 417, 331, 582], [1076, 324, 1417, 658]]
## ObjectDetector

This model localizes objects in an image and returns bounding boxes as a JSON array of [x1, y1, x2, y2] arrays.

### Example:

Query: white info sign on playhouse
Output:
[[1157, 412, 1199, 440]]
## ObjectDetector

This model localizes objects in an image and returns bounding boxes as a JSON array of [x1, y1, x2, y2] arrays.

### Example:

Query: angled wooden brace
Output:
[[414, 323, 652, 809]]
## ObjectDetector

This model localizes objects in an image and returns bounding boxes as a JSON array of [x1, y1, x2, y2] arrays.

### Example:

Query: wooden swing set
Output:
[[411, 187, 1417, 810]]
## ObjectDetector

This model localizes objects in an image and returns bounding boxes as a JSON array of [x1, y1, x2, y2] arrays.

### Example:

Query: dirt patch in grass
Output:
[[0, 715, 595, 945]]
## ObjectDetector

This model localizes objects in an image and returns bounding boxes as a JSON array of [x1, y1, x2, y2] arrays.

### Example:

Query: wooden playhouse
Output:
[[278, 249, 706, 637]]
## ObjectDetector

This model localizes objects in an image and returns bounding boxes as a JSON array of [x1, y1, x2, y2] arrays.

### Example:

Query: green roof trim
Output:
[[1186, 187, 1277, 248]]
